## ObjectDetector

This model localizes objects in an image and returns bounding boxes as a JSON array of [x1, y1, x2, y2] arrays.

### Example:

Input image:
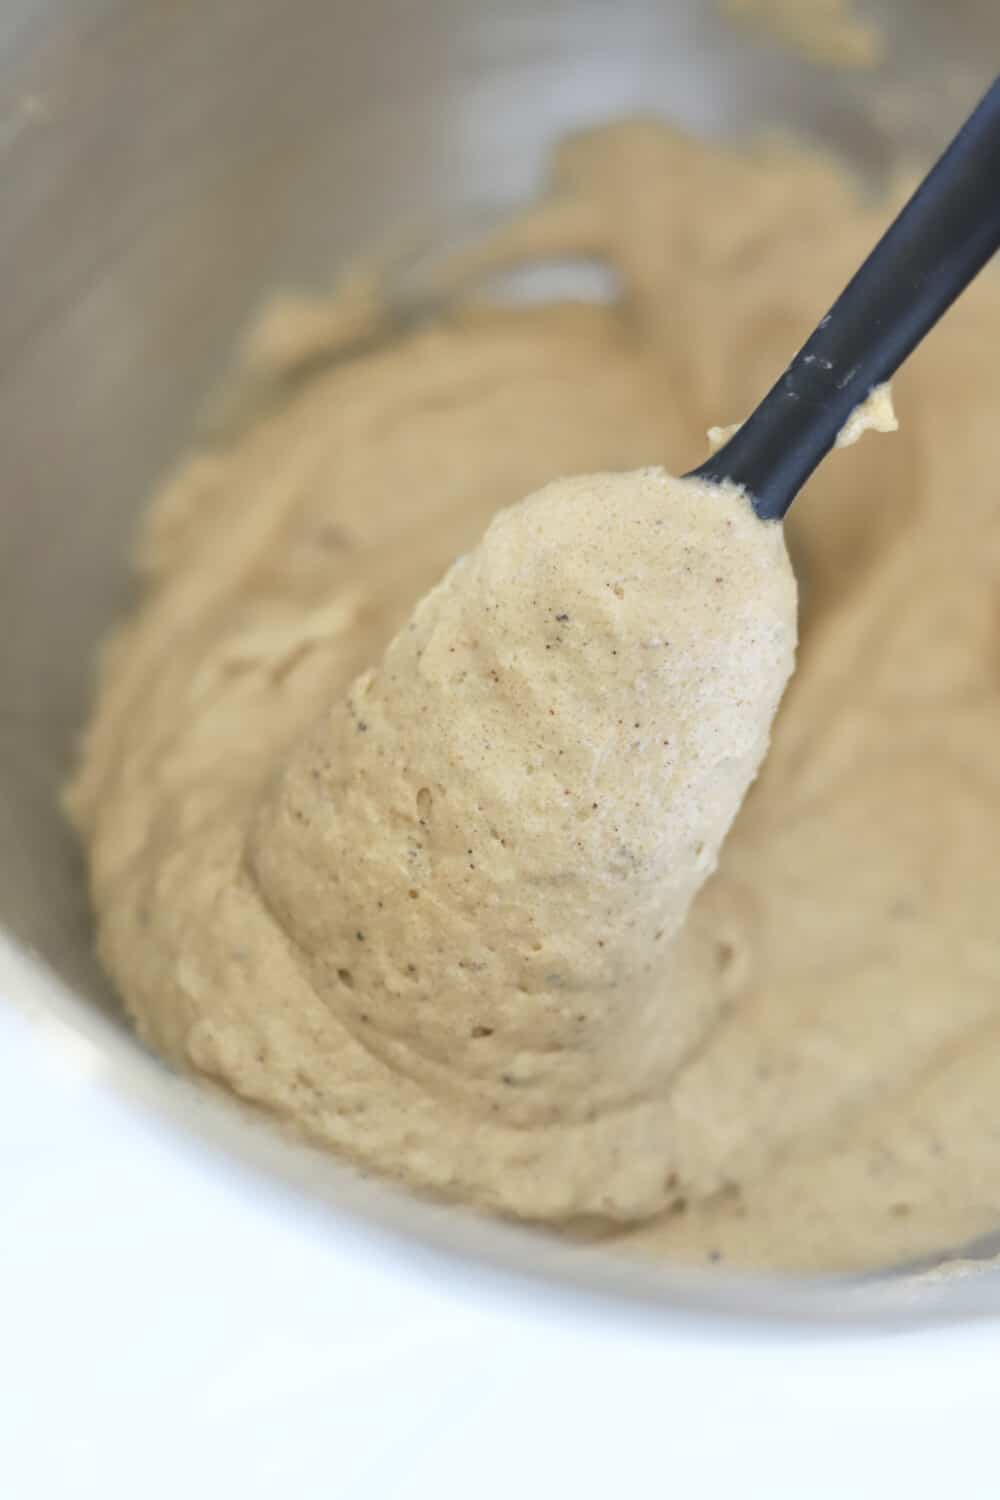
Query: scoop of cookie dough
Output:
[[245, 468, 796, 1215]]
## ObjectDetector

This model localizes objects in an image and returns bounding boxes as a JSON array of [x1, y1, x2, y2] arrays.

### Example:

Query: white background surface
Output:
[[4, 992, 1000, 1500]]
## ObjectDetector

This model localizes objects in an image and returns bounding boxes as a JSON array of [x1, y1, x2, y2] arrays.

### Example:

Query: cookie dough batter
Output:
[[67, 123, 1000, 1272], [724, 0, 883, 69]]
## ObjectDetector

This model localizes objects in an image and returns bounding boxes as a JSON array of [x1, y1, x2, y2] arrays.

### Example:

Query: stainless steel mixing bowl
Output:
[[3, 0, 999, 1331]]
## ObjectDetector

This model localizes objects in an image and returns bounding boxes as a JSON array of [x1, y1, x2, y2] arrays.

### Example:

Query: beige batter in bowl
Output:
[[3, 0, 1000, 1328]]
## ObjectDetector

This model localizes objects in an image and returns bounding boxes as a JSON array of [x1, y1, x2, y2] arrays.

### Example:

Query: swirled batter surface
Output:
[[68, 124, 1000, 1271]]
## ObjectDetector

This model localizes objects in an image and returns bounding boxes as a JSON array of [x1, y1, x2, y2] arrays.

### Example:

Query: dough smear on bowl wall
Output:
[[66, 122, 1000, 1274]]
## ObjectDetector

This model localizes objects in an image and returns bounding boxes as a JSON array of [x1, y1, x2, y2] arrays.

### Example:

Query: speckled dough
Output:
[[68, 123, 1000, 1271]]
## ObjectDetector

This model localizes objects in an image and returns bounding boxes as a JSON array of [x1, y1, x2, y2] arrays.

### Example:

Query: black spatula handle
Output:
[[688, 76, 1000, 521]]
